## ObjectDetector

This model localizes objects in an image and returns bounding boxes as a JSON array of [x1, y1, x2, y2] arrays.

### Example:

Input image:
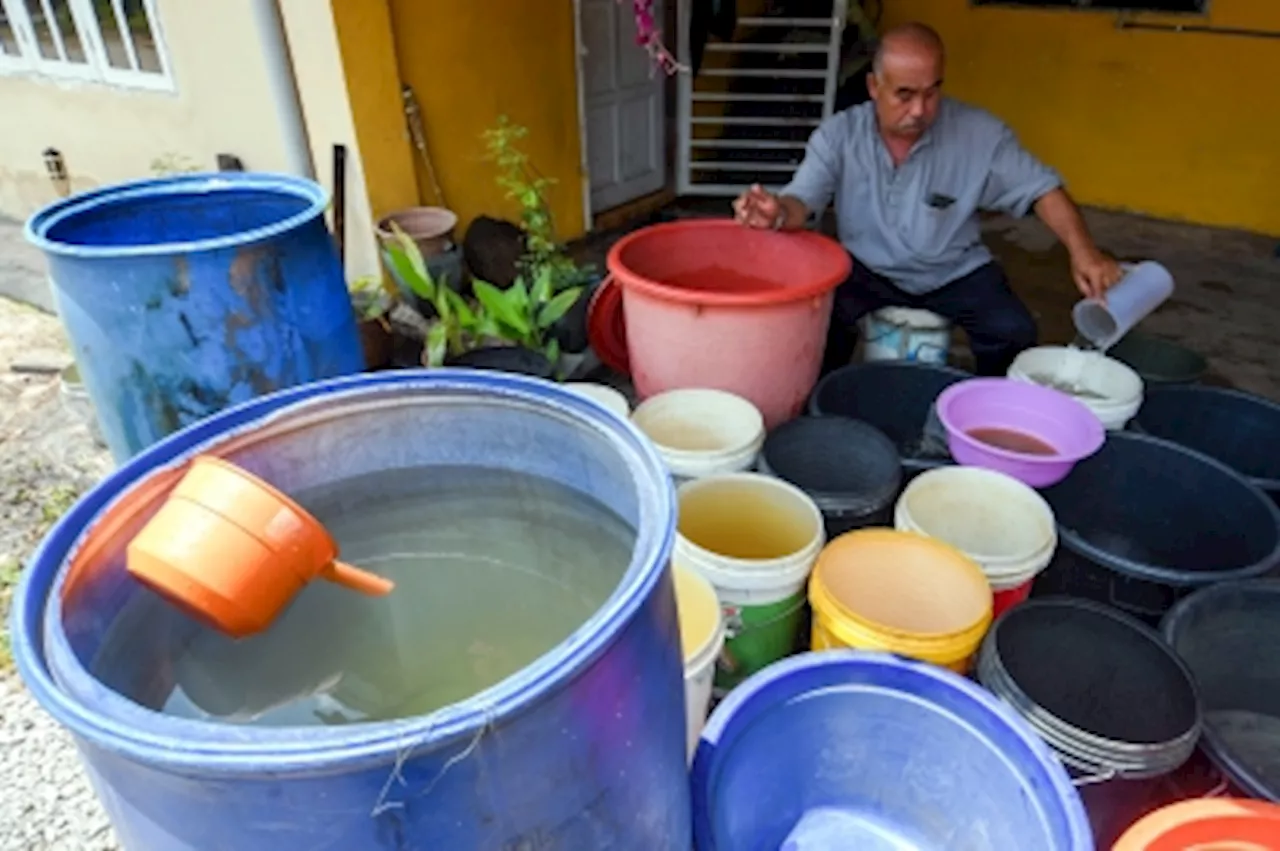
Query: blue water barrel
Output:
[[25, 173, 363, 462], [12, 371, 689, 849], [692, 651, 1093, 850]]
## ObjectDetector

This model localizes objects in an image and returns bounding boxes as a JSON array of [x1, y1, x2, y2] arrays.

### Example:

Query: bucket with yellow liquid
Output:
[[809, 529, 993, 673], [672, 564, 724, 758], [673, 473, 825, 694]]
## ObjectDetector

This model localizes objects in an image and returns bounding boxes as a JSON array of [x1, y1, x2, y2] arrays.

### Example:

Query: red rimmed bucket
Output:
[[595, 221, 850, 428]]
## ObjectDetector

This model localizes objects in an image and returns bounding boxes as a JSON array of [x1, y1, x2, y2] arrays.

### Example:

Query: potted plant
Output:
[[482, 117, 594, 293], [348, 274, 397, 370], [382, 225, 581, 379]]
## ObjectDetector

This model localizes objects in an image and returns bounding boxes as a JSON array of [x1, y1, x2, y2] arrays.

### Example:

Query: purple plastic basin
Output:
[[936, 378, 1105, 488]]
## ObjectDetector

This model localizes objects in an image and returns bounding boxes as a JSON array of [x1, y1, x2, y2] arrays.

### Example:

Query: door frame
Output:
[[572, 0, 674, 229], [572, 0, 594, 228]]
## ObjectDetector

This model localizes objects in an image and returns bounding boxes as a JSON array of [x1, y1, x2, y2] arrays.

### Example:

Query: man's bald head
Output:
[[872, 23, 945, 79], [867, 22, 945, 142]]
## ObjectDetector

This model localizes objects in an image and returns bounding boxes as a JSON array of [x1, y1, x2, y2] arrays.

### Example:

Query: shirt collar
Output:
[[872, 116, 938, 167]]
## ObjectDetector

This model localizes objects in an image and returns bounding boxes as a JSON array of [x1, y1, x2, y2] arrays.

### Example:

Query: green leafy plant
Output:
[[482, 117, 593, 293], [348, 274, 398, 323], [382, 225, 489, 367], [472, 265, 583, 366], [383, 223, 580, 368]]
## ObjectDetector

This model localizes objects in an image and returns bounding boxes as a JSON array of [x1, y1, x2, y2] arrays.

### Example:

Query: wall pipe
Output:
[[1116, 16, 1280, 41], [249, 0, 315, 178]]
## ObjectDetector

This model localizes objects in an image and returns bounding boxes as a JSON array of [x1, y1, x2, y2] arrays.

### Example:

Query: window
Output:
[[0, 0, 171, 89], [973, 1, 1207, 12]]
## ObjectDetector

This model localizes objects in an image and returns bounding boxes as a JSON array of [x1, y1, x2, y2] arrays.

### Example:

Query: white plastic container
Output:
[[894, 466, 1056, 592], [862, 307, 952, 364], [1072, 261, 1174, 351], [1008, 345, 1144, 431], [672, 564, 725, 760], [563, 382, 631, 419], [632, 389, 765, 482], [674, 474, 826, 695]]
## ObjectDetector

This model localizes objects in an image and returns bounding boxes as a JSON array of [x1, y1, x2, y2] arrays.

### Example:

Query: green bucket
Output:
[[713, 590, 808, 694]]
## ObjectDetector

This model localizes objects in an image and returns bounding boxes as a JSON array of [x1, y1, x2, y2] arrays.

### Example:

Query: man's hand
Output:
[[1071, 247, 1124, 301], [733, 184, 782, 230]]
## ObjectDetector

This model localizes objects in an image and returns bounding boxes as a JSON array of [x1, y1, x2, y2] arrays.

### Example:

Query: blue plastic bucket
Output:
[[26, 173, 364, 462], [692, 651, 1093, 850], [11, 370, 689, 849]]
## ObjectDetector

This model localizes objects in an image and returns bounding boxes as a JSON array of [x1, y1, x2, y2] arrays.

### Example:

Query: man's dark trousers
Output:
[[822, 255, 1038, 377]]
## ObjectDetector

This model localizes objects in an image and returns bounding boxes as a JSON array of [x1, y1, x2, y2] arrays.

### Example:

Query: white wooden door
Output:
[[580, 0, 666, 213]]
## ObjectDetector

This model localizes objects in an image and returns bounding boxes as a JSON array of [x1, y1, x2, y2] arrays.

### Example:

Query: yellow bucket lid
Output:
[[812, 529, 992, 639], [672, 564, 722, 663]]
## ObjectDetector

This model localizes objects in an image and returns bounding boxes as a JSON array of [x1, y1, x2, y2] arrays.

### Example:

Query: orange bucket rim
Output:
[[811, 529, 994, 642], [605, 219, 851, 309], [1114, 798, 1280, 849]]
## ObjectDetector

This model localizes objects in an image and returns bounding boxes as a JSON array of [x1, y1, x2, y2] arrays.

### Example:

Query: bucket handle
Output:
[[721, 598, 807, 641], [1058, 750, 1118, 787], [1070, 767, 1117, 788], [717, 598, 808, 675]]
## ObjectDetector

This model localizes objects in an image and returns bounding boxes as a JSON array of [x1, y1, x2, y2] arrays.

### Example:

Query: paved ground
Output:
[[0, 209, 1276, 850]]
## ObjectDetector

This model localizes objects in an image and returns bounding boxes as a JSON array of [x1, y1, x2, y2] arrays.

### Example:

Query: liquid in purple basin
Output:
[[966, 427, 1057, 457]]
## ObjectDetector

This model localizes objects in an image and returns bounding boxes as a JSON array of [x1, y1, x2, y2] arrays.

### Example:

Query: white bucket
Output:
[[894, 466, 1056, 590], [674, 474, 825, 693], [1008, 346, 1144, 431], [632, 389, 765, 482], [862, 307, 952, 364], [563, 382, 631, 419], [672, 564, 725, 760]]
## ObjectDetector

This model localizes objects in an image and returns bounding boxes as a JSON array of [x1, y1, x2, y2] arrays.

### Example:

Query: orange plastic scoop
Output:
[[127, 455, 393, 638]]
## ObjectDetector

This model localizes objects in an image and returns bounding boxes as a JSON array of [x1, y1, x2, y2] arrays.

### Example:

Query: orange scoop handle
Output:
[[321, 561, 395, 596]]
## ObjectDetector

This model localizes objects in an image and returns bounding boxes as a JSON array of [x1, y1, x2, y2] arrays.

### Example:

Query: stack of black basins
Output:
[[799, 357, 1280, 846]]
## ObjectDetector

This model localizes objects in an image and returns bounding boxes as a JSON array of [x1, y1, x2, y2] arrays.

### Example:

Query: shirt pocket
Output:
[[910, 191, 964, 254]]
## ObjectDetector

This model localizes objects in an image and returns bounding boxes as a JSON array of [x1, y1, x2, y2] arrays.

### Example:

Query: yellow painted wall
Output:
[[882, 0, 1280, 235], [386, 0, 586, 240], [328, 0, 418, 224]]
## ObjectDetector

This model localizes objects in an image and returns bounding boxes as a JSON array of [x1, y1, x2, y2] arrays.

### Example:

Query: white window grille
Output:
[[0, 0, 172, 90]]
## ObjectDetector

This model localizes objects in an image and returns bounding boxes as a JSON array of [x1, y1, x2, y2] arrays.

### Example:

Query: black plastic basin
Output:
[[1163, 580, 1280, 802], [1037, 432, 1280, 623], [1136, 384, 1280, 504], [758, 416, 902, 537], [808, 361, 968, 477]]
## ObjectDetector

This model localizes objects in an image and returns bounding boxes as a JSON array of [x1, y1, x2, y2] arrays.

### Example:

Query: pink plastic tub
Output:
[[602, 221, 851, 428], [936, 378, 1105, 487]]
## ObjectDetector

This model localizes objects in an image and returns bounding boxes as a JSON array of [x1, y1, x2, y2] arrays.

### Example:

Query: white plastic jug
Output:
[[1072, 261, 1174, 351]]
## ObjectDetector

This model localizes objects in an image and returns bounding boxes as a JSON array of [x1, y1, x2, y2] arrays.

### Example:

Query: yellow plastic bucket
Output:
[[672, 564, 725, 759], [809, 529, 993, 672]]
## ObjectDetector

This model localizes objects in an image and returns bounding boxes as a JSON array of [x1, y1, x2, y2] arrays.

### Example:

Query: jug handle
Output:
[[321, 561, 395, 596]]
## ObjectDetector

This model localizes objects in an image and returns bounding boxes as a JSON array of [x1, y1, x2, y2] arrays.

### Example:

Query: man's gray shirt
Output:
[[781, 97, 1061, 295]]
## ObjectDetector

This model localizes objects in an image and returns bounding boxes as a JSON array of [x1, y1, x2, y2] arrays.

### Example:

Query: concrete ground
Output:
[[0, 208, 1276, 850], [988, 209, 1280, 399]]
